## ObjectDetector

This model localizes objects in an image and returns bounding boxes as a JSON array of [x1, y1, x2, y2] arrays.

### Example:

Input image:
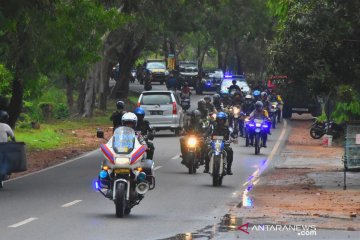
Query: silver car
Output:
[[138, 91, 184, 135]]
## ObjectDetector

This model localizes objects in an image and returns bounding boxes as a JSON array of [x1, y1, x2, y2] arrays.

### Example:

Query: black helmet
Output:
[[0, 110, 9, 123], [197, 99, 206, 109], [116, 101, 125, 110], [232, 80, 237, 85], [213, 94, 220, 102], [190, 109, 201, 119], [204, 95, 211, 102], [255, 101, 263, 111]]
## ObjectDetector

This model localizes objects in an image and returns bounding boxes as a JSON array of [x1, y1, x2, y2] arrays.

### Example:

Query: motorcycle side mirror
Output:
[[96, 129, 104, 139]]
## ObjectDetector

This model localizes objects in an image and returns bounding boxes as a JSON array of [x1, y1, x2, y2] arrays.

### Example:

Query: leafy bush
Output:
[[54, 103, 69, 119]]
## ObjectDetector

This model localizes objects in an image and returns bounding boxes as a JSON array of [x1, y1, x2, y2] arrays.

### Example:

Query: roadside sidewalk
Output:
[[228, 116, 360, 234]]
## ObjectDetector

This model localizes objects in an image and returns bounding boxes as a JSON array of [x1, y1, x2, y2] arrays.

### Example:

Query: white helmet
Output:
[[245, 94, 252, 99], [122, 112, 138, 126]]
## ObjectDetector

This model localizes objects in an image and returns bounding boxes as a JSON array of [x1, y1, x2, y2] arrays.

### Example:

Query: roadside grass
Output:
[[15, 92, 140, 151]]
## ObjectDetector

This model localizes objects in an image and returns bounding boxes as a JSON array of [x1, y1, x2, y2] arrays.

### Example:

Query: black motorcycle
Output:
[[310, 120, 343, 139]]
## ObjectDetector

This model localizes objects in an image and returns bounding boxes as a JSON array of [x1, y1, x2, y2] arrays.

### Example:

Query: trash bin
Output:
[[0, 142, 27, 173]]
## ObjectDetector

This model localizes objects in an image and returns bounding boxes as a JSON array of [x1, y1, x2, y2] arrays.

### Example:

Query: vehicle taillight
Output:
[[172, 102, 177, 115]]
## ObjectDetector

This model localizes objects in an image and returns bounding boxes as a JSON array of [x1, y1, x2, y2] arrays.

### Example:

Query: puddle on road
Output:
[[161, 159, 269, 239], [159, 214, 246, 240]]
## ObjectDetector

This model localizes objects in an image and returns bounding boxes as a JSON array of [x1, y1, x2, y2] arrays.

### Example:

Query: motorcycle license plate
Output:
[[114, 168, 130, 174], [255, 128, 261, 133]]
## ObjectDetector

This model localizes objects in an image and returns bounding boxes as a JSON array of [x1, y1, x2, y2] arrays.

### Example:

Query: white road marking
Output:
[[154, 166, 163, 171], [61, 200, 82, 208], [9, 217, 38, 228], [5, 150, 98, 183], [268, 119, 287, 162], [171, 154, 181, 160]]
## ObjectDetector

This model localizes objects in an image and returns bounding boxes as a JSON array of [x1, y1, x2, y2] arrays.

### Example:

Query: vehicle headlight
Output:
[[256, 123, 261, 127], [233, 108, 240, 115], [187, 137, 197, 148], [165, 70, 169, 75], [115, 157, 130, 165]]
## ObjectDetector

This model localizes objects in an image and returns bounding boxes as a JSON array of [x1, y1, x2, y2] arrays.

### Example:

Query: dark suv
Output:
[[178, 61, 198, 87]]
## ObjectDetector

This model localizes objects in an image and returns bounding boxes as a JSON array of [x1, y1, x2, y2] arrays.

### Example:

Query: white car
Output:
[[137, 91, 184, 135]]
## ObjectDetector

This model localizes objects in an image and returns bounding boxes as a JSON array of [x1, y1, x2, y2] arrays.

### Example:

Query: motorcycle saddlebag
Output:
[[0, 142, 27, 173]]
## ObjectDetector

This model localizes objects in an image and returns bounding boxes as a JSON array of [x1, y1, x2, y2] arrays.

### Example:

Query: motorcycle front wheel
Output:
[[115, 182, 127, 218], [212, 156, 222, 186], [255, 133, 261, 155], [186, 152, 196, 174]]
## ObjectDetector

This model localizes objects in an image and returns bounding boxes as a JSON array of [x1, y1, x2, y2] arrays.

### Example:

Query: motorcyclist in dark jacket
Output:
[[213, 94, 223, 112], [110, 101, 126, 131], [134, 107, 155, 160], [228, 80, 241, 95], [205, 112, 234, 175], [231, 91, 244, 106], [204, 95, 216, 113], [241, 95, 255, 116], [197, 99, 208, 119], [180, 110, 206, 165]]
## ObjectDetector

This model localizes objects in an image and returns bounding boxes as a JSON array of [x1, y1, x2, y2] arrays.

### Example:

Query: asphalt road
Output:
[[0, 82, 294, 239]]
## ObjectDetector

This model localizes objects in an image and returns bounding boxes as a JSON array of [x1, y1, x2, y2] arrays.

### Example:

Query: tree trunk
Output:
[[83, 62, 100, 117], [198, 44, 208, 77], [65, 75, 74, 111], [111, 35, 146, 98], [8, 77, 24, 128], [234, 40, 243, 75], [99, 59, 111, 110], [77, 78, 86, 115]]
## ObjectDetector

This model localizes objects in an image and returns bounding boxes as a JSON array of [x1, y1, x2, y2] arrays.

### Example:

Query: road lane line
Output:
[[9, 217, 38, 228], [61, 200, 83, 208], [154, 166, 162, 171], [171, 154, 181, 160], [5, 150, 98, 183], [267, 119, 288, 162]]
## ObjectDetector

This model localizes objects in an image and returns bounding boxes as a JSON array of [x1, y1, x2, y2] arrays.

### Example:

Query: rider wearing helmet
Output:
[[197, 99, 208, 119], [231, 91, 244, 106], [180, 109, 205, 165], [204, 112, 234, 175], [0, 110, 15, 188], [134, 107, 155, 160], [228, 80, 241, 95], [212, 94, 223, 112], [110, 101, 126, 130], [253, 90, 261, 102], [249, 101, 270, 147], [241, 95, 255, 116], [204, 95, 216, 113]]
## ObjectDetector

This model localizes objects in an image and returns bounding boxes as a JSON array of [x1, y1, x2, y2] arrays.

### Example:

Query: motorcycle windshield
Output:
[[112, 127, 136, 154]]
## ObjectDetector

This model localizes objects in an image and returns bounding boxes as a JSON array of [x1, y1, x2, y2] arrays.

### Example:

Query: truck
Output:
[[268, 75, 321, 118]]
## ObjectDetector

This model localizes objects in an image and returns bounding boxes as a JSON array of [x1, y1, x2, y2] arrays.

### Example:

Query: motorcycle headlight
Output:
[[233, 108, 240, 115], [187, 137, 197, 148], [164, 70, 169, 75], [256, 123, 261, 127], [115, 157, 130, 165]]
